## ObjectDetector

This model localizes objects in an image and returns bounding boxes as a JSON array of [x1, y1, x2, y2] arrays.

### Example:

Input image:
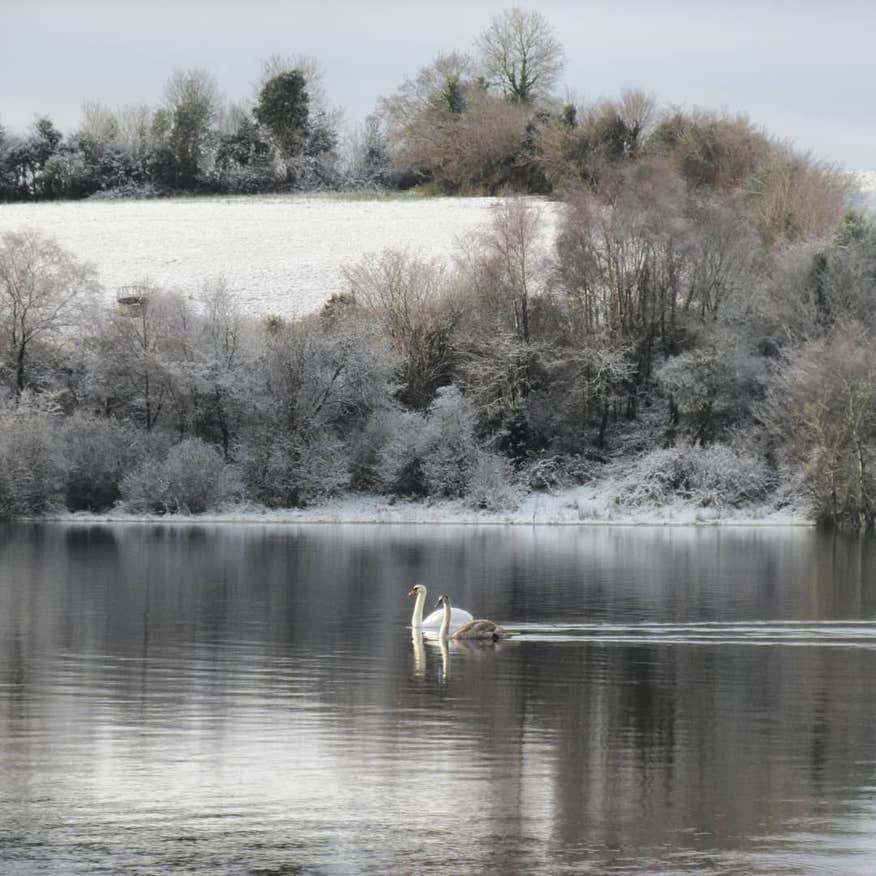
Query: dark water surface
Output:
[[1, 523, 875, 874]]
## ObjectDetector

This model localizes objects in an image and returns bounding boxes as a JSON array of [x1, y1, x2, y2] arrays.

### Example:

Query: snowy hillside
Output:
[[0, 194, 558, 317]]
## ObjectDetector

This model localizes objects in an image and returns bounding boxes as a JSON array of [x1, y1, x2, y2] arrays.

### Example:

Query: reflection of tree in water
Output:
[[3, 523, 876, 872]]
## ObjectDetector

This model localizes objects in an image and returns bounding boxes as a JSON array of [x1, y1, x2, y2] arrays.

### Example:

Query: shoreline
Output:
[[40, 488, 813, 528]]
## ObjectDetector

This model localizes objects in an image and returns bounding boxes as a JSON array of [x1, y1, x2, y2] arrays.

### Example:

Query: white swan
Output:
[[436, 593, 507, 641], [408, 584, 472, 630]]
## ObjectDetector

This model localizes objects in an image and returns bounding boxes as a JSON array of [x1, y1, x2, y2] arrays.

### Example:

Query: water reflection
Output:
[[411, 629, 426, 678], [0, 522, 875, 874]]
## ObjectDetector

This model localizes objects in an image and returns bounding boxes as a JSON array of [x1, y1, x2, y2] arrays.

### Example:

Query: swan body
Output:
[[408, 584, 472, 630], [436, 593, 507, 641]]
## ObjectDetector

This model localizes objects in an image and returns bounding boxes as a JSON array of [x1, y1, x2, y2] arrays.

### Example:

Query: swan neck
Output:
[[439, 599, 450, 639], [411, 589, 426, 628]]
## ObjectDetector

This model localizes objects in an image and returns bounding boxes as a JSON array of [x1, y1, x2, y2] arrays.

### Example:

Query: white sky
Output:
[[2, 0, 875, 169]]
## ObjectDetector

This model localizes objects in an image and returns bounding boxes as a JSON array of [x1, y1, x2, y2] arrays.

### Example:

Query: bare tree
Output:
[[380, 53, 475, 132], [343, 250, 458, 406], [764, 327, 876, 529], [617, 89, 657, 148], [749, 150, 853, 245], [477, 7, 564, 103], [473, 198, 548, 344], [88, 286, 189, 431], [0, 230, 99, 395]]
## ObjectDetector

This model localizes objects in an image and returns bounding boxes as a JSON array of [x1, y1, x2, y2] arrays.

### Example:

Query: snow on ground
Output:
[[56, 475, 811, 528], [0, 193, 559, 318]]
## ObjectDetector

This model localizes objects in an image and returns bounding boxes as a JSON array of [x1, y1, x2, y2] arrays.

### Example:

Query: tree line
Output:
[[0, 7, 855, 247], [1, 186, 874, 527]]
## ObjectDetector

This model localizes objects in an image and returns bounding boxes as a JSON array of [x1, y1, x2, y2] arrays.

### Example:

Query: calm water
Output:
[[1, 523, 875, 875]]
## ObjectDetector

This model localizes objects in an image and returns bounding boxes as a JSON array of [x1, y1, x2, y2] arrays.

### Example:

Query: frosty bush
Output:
[[239, 431, 349, 507], [465, 450, 518, 511], [121, 438, 243, 513], [61, 413, 157, 511], [375, 408, 428, 495], [88, 182, 163, 200], [0, 399, 67, 517], [377, 387, 482, 498], [525, 454, 592, 492], [419, 387, 479, 497], [620, 444, 775, 508], [217, 164, 279, 194]]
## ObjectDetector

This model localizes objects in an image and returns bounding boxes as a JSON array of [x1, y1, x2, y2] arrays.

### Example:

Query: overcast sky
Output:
[[2, 0, 874, 169]]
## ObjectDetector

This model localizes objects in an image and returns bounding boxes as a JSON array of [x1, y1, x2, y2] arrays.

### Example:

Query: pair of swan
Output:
[[408, 583, 471, 629], [408, 584, 507, 641]]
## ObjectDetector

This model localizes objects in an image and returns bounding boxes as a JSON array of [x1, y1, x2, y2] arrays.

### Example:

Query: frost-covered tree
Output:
[[377, 386, 480, 498], [656, 340, 760, 446], [61, 412, 156, 511], [476, 7, 564, 103], [343, 113, 394, 188], [254, 70, 310, 157], [538, 90, 656, 185], [0, 230, 99, 395], [152, 69, 221, 188], [764, 327, 876, 528], [253, 56, 339, 186], [187, 277, 254, 457], [379, 51, 539, 193], [344, 250, 460, 407], [470, 198, 549, 344], [238, 320, 397, 506], [121, 437, 242, 514], [87, 286, 190, 430], [0, 395, 67, 517]]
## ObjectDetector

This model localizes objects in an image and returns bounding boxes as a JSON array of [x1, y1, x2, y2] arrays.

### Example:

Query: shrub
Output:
[[419, 387, 479, 497], [238, 431, 349, 507], [61, 413, 153, 511], [121, 438, 242, 513], [620, 444, 776, 508], [525, 454, 592, 492], [465, 450, 518, 511], [376, 408, 428, 496], [0, 400, 67, 517], [378, 387, 481, 499]]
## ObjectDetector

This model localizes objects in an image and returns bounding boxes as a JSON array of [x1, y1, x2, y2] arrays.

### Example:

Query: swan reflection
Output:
[[438, 636, 449, 681], [412, 625, 510, 682], [411, 629, 425, 678], [423, 635, 450, 681]]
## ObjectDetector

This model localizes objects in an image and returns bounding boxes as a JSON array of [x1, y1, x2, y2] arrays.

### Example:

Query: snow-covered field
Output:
[[0, 171, 871, 319], [0, 194, 557, 317]]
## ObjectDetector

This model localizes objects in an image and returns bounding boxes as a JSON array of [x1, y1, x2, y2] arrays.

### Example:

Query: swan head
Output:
[[435, 593, 451, 609], [408, 584, 426, 598]]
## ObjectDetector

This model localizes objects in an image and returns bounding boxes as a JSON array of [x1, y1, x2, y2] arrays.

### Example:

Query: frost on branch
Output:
[[619, 445, 776, 509]]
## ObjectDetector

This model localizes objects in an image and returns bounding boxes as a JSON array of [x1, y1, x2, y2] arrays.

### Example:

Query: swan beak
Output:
[[407, 588, 417, 597]]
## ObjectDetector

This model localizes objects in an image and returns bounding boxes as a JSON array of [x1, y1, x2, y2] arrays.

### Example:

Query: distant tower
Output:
[[116, 285, 149, 315]]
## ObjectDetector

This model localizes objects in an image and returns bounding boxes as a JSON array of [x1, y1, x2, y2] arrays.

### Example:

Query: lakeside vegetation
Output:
[[0, 7, 873, 528]]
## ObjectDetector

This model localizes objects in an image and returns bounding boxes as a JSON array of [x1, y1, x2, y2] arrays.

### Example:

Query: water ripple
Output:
[[509, 620, 876, 648]]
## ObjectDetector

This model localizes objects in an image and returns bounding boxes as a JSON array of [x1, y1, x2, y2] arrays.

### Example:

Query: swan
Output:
[[408, 584, 472, 630], [436, 593, 507, 641]]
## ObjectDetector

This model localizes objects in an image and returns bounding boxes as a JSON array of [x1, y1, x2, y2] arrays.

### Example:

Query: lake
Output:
[[1, 522, 875, 874]]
